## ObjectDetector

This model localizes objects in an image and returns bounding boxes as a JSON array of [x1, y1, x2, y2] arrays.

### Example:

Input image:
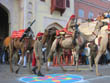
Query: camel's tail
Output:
[[3, 36, 11, 48]]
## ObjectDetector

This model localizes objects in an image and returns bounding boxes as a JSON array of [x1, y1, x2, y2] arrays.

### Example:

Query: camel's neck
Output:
[[93, 22, 101, 36], [41, 33, 48, 45], [67, 20, 75, 32]]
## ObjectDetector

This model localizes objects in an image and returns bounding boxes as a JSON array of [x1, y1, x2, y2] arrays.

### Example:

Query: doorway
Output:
[[0, 4, 9, 50]]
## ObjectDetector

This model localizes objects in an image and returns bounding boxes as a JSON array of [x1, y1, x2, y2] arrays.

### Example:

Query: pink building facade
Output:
[[74, 0, 110, 20]]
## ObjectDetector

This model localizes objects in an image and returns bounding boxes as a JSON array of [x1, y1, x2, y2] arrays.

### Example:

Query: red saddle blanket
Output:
[[56, 28, 72, 36], [11, 29, 26, 38]]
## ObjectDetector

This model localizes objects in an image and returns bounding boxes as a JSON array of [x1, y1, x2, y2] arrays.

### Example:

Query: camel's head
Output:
[[41, 29, 49, 44], [96, 20, 108, 30]]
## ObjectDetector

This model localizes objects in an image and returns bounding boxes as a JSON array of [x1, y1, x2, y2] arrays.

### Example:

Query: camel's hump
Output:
[[79, 21, 97, 35]]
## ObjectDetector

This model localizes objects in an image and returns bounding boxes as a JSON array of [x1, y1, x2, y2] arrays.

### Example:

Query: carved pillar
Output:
[[19, 0, 24, 29]]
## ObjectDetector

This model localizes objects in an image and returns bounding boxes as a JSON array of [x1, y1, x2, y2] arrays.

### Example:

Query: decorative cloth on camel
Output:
[[65, 14, 75, 29], [11, 29, 26, 38], [78, 21, 97, 35], [11, 31, 19, 38], [18, 29, 26, 38], [56, 28, 73, 36], [56, 14, 75, 36]]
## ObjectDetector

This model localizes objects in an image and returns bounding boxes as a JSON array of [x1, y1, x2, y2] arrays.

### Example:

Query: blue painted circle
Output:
[[19, 74, 83, 83]]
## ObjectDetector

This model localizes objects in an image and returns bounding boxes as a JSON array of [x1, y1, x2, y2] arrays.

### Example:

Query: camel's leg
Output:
[[45, 46, 51, 71], [9, 44, 14, 72], [88, 56, 93, 71], [74, 46, 80, 71], [15, 52, 24, 74], [46, 61, 49, 71], [95, 51, 103, 76], [27, 52, 31, 73], [46, 50, 55, 71], [14, 52, 18, 66], [9, 52, 13, 72], [75, 54, 79, 71], [57, 50, 66, 72], [46, 40, 57, 71]]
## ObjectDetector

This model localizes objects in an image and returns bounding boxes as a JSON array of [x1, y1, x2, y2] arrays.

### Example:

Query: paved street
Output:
[[0, 63, 110, 83]]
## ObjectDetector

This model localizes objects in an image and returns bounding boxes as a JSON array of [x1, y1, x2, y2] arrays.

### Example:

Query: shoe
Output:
[[32, 67, 37, 74], [38, 71, 44, 77], [23, 66, 27, 68]]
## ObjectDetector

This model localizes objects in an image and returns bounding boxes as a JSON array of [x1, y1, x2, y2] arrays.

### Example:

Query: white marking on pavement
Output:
[[87, 76, 110, 81], [75, 76, 110, 83]]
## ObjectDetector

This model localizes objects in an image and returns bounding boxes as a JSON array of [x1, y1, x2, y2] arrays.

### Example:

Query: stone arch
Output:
[[46, 22, 63, 30], [0, 3, 10, 14], [0, 3, 10, 46]]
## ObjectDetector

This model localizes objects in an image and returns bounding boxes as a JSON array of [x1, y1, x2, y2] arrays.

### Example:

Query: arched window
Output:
[[78, 9, 84, 18], [88, 11, 94, 19], [66, 0, 70, 7]]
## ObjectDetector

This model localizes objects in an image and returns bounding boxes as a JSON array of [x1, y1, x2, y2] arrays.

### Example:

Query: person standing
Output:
[[85, 43, 91, 65], [71, 48, 77, 66], [32, 32, 44, 76], [89, 41, 98, 67]]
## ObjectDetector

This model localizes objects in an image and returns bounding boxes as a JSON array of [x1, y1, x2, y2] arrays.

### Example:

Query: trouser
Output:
[[2, 52, 5, 63], [18, 55, 27, 66], [32, 51, 36, 66], [91, 52, 96, 66]]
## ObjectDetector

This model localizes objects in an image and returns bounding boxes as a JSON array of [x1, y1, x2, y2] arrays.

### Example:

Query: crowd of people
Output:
[[51, 41, 110, 66]]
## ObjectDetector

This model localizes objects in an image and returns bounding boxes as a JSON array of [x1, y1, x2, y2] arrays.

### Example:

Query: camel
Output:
[[15, 38, 35, 73], [2, 23, 35, 73], [46, 19, 105, 72], [94, 21, 110, 76], [15, 32, 35, 73], [7, 37, 34, 73], [2, 36, 27, 72], [9, 37, 26, 72]]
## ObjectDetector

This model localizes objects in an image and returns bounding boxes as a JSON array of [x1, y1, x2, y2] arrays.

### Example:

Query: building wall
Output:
[[75, 0, 110, 20], [32, 0, 75, 36], [0, 0, 21, 35], [0, 0, 75, 37]]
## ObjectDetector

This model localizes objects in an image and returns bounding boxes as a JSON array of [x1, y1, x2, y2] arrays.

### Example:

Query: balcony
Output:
[[51, 0, 66, 16]]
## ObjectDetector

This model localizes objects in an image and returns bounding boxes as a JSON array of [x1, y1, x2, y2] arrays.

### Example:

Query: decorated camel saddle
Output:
[[56, 28, 73, 39], [11, 29, 26, 39], [78, 21, 98, 35]]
